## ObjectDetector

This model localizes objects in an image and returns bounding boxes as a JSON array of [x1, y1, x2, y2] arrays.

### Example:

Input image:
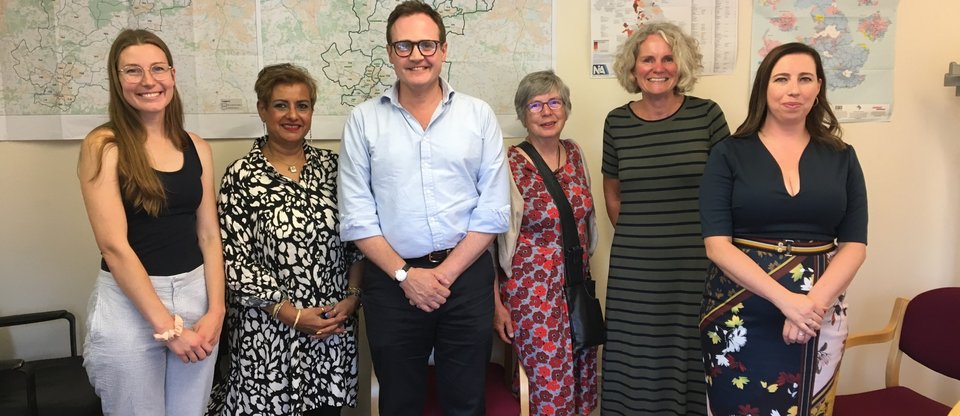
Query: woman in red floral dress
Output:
[[494, 70, 599, 416]]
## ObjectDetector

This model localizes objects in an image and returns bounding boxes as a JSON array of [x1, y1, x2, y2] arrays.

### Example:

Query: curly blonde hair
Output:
[[613, 22, 702, 94]]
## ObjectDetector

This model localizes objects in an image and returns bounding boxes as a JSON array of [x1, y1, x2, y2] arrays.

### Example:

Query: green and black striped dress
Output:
[[600, 96, 729, 416]]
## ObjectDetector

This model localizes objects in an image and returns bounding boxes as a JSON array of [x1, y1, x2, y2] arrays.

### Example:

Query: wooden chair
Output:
[[370, 339, 530, 416], [833, 287, 960, 415], [0, 310, 102, 416]]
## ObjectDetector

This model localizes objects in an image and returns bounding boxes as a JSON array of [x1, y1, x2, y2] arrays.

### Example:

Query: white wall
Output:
[[2, 0, 958, 412]]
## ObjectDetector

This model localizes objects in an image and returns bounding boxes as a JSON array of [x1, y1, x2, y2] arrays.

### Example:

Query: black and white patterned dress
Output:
[[208, 136, 362, 415]]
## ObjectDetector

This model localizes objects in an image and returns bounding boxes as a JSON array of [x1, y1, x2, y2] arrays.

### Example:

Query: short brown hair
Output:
[[254, 63, 318, 107], [386, 1, 446, 44]]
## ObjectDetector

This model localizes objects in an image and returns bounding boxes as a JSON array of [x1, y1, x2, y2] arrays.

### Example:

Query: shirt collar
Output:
[[380, 78, 455, 108]]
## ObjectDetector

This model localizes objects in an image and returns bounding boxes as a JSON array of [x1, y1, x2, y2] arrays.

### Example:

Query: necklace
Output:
[[526, 139, 564, 172], [553, 141, 563, 173], [553, 142, 563, 172], [263, 143, 303, 174]]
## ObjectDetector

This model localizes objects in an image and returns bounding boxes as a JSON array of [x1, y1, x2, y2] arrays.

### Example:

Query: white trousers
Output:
[[83, 265, 218, 416]]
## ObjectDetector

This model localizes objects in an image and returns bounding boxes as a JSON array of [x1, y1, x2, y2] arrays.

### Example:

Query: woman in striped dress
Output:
[[600, 22, 729, 416]]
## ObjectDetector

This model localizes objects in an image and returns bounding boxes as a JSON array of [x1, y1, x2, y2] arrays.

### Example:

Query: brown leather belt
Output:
[[406, 249, 453, 264], [732, 238, 835, 255]]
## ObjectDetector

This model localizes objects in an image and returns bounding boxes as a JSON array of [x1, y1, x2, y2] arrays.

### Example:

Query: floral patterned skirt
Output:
[[503, 244, 598, 416], [699, 241, 847, 416]]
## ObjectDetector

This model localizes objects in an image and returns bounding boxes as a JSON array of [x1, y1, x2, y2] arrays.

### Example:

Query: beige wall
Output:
[[1, 0, 958, 412]]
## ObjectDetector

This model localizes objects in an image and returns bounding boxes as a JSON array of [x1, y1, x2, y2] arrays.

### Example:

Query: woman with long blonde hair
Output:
[[78, 29, 224, 416]]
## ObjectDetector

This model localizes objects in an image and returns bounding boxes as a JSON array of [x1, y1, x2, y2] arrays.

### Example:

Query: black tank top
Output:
[[101, 134, 204, 276]]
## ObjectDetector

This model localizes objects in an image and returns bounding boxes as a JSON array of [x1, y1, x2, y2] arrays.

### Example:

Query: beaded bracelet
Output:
[[347, 286, 362, 299], [153, 314, 184, 342]]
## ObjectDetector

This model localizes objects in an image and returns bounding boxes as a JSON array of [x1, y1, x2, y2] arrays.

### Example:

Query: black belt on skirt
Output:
[[404, 248, 453, 265], [732, 237, 835, 255]]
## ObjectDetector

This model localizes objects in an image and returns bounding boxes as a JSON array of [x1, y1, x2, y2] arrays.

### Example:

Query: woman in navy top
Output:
[[698, 42, 867, 416]]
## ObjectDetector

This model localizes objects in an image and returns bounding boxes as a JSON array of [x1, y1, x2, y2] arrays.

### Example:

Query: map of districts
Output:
[[0, 0, 553, 140], [751, 0, 897, 122]]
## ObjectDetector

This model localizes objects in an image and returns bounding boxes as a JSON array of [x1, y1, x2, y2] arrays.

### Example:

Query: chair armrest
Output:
[[518, 363, 530, 416], [0, 359, 25, 371], [0, 310, 74, 327], [949, 400, 960, 416], [845, 298, 908, 348], [0, 310, 78, 357]]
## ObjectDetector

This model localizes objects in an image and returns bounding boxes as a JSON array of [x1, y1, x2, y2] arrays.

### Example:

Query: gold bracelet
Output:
[[292, 308, 302, 329], [272, 300, 286, 319]]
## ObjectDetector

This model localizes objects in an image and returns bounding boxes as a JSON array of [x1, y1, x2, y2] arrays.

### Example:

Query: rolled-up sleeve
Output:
[[337, 108, 383, 242], [467, 104, 510, 234]]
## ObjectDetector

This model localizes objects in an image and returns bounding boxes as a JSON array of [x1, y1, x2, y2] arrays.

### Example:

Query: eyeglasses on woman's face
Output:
[[527, 98, 564, 113], [390, 40, 442, 58], [119, 64, 173, 83]]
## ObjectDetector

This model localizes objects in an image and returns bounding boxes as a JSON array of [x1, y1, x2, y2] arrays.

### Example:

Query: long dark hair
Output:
[[734, 42, 845, 150], [92, 29, 188, 217]]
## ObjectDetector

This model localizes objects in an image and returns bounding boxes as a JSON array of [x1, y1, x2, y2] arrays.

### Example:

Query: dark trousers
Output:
[[364, 251, 494, 416], [303, 405, 341, 416]]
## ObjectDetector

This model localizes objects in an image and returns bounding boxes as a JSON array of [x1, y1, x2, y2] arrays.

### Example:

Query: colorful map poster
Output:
[[591, 0, 738, 78], [752, 0, 898, 122], [0, 1, 553, 140]]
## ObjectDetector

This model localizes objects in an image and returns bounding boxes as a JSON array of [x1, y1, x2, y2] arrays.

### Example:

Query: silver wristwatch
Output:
[[394, 264, 411, 283]]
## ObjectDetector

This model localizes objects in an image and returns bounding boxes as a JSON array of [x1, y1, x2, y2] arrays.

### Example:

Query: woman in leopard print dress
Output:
[[207, 64, 363, 416]]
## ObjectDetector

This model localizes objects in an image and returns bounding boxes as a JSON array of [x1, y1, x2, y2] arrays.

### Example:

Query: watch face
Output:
[[395, 269, 408, 282]]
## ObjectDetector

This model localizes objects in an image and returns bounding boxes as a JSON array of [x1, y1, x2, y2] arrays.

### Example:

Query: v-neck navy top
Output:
[[699, 133, 867, 243]]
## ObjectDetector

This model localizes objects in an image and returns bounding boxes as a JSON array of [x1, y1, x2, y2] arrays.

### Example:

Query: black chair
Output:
[[0, 310, 102, 416]]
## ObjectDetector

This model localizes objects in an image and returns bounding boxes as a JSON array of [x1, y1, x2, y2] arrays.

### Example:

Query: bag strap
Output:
[[516, 141, 583, 287]]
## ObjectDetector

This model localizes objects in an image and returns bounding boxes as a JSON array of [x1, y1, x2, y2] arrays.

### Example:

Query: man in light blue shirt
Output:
[[337, 2, 509, 415]]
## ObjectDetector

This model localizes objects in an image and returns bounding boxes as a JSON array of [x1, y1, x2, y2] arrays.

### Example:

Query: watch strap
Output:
[[394, 263, 412, 282]]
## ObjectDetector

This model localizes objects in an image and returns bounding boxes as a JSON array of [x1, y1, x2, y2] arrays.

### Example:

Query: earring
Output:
[[814, 97, 820, 106], [262, 122, 267, 137]]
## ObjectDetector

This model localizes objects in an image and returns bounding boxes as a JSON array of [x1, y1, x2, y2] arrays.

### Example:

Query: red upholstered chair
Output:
[[833, 287, 960, 416], [370, 340, 530, 416]]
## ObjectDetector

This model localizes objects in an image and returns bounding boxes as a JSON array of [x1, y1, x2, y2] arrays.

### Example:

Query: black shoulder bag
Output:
[[517, 141, 606, 352]]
